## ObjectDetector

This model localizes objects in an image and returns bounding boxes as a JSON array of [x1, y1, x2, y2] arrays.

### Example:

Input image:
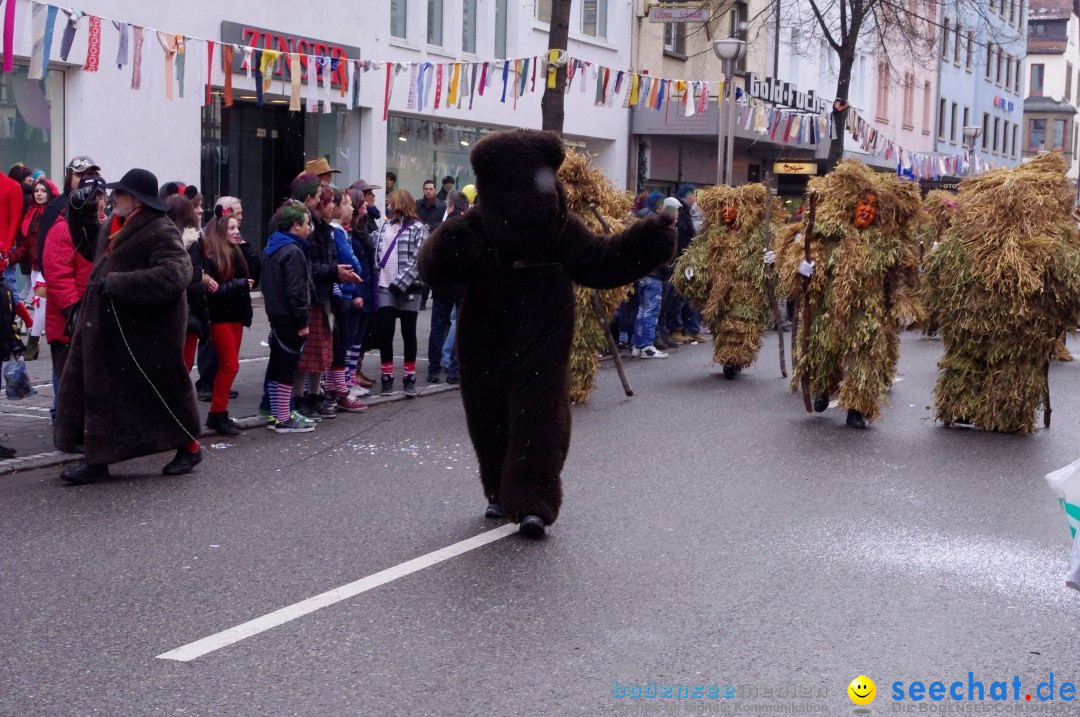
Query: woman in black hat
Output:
[[54, 168, 204, 483]]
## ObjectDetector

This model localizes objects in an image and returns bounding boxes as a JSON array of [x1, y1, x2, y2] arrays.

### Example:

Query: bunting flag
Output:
[[382, 62, 392, 121], [259, 48, 280, 96], [222, 43, 233, 105], [288, 53, 301, 111], [28, 2, 58, 80], [252, 48, 263, 106], [434, 63, 443, 109], [305, 55, 318, 112], [206, 40, 215, 106], [530, 55, 537, 93], [2, 0, 15, 72], [82, 15, 100, 71], [157, 32, 176, 100], [448, 62, 460, 106], [500, 61, 508, 103], [131, 25, 144, 90], [320, 57, 333, 113], [113, 21, 128, 70], [58, 10, 81, 62], [175, 35, 186, 98], [478, 62, 487, 96], [546, 49, 560, 90]]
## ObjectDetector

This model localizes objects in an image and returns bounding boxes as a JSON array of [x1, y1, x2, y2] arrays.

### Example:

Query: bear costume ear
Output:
[[470, 129, 565, 184]]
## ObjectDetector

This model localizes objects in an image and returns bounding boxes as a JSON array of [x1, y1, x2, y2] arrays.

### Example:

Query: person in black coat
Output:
[[166, 195, 209, 373], [201, 206, 260, 435], [38, 156, 101, 277], [426, 190, 467, 383], [261, 201, 315, 433]]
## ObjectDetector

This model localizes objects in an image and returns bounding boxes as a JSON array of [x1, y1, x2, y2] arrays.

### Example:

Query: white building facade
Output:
[[1, 0, 634, 244]]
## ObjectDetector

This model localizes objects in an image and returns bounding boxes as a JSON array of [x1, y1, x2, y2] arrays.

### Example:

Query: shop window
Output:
[[0, 65, 64, 181], [1029, 118, 1046, 151], [387, 115, 491, 197], [463, 0, 477, 53], [428, 0, 444, 46], [390, 0, 407, 39], [582, 0, 607, 38], [495, 0, 508, 58], [537, 0, 552, 22]]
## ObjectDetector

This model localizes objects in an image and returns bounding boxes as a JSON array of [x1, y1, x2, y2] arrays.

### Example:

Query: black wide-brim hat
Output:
[[105, 168, 168, 212]]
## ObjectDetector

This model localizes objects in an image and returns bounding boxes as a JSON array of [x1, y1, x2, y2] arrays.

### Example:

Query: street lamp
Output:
[[713, 37, 746, 186], [962, 125, 982, 177]]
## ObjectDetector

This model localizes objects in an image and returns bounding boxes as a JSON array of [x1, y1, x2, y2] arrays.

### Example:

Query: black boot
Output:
[[519, 515, 547, 539], [813, 394, 830, 413], [0, 444, 15, 459], [381, 375, 394, 394], [403, 375, 417, 397], [162, 446, 203, 475], [846, 409, 867, 429], [485, 502, 505, 519], [206, 411, 241, 436], [60, 460, 109, 484]]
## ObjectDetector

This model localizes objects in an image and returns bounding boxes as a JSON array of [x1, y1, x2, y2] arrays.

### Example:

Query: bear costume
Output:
[[417, 129, 676, 538]]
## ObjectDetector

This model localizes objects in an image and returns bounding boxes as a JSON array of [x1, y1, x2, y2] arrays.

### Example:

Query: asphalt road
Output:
[[2, 332, 1079, 716]]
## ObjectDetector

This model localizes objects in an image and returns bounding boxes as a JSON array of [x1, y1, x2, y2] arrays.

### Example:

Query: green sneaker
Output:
[[292, 411, 317, 428], [265, 415, 279, 430]]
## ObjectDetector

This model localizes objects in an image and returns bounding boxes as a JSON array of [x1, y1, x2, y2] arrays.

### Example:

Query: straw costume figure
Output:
[[559, 150, 637, 404], [418, 130, 676, 538], [924, 152, 1080, 434], [914, 189, 957, 335], [676, 184, 787, 378], [778, 159, 922, 429]]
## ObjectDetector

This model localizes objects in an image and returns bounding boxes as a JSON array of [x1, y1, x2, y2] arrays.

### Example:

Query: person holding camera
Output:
[[374, 189, 428, 397]]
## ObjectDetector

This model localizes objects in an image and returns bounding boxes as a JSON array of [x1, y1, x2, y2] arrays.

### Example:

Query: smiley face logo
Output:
[[848, 676, 876, 705]]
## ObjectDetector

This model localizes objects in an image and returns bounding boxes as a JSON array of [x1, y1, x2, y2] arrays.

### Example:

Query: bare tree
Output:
[[792, 0, 1024, 169], [541, 0, 574, 134]]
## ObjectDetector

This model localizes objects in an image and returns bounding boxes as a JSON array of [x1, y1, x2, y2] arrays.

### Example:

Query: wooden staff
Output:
[[1045, 358, 1052, 428], [762, 181, 786, 377], [588, 203, 634, 397], [800, 192, 818, 413]]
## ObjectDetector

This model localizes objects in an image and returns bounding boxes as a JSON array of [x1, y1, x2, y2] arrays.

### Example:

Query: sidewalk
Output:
[[0, 297, 454, 474]]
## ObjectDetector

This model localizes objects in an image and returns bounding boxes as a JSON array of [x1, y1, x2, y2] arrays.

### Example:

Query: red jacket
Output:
[[0, 174, 22, 261], [42, 216, 93, 345]]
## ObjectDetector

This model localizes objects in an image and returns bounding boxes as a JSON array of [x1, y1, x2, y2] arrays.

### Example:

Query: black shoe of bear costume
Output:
[[519, 515, 546, 539], [813, 395, 830, 413], [846, 409, 867, 429], [722, 364, 738, 380], [485, 502, 505, 519]]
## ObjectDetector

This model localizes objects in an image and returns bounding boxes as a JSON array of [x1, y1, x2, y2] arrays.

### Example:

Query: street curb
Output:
[[0, 383, 461, 477]]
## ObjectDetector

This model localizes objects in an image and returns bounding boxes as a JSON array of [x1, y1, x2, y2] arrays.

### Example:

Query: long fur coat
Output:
[[54, 210, 201, 465]]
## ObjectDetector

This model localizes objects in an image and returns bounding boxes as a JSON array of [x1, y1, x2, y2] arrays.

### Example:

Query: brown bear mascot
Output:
[[418, 129, 676, 539]]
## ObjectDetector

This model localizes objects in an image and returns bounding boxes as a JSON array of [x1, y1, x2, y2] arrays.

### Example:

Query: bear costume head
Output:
[[470, 129, 570, 262]]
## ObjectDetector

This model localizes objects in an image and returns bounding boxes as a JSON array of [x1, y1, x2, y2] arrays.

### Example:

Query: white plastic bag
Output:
[[1044, 457, 1080, 538]]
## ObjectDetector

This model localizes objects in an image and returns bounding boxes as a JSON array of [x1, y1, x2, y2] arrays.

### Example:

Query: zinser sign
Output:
[[745, 72, 830, 114], [220, 21, 361, 84]]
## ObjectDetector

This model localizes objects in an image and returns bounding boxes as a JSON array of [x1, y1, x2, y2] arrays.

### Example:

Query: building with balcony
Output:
[[1023, 0, 1080, 187]]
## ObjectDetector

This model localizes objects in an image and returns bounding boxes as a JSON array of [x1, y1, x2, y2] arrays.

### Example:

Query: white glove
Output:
[[684, 267, 695, 280], [798, 260, 815, 278], [763, 250, 776, 265]]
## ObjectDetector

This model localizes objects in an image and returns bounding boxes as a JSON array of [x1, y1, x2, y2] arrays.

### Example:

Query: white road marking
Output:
[[0, 413, 50, 420], [156, 523, 518, 662]]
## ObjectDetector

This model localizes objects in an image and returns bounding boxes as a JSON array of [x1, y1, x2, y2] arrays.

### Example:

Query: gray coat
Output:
[[54, 210, 201, 465]]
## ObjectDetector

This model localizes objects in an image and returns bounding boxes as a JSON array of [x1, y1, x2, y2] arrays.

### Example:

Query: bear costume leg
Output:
[[462, 382, 511, 508]]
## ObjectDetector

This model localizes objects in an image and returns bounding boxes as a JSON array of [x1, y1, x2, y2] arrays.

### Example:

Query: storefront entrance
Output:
[[202, 99, 306, 250]]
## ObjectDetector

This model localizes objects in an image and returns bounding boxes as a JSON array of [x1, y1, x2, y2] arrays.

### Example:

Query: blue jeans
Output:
[[632, 277, 664, 349], [427, 299, 457, 378], [667, 292, 701, 335], [442, 305, 458, 379]]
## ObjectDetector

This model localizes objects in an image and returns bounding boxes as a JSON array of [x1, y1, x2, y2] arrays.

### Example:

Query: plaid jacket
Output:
[[375, 218, 428, 292]]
